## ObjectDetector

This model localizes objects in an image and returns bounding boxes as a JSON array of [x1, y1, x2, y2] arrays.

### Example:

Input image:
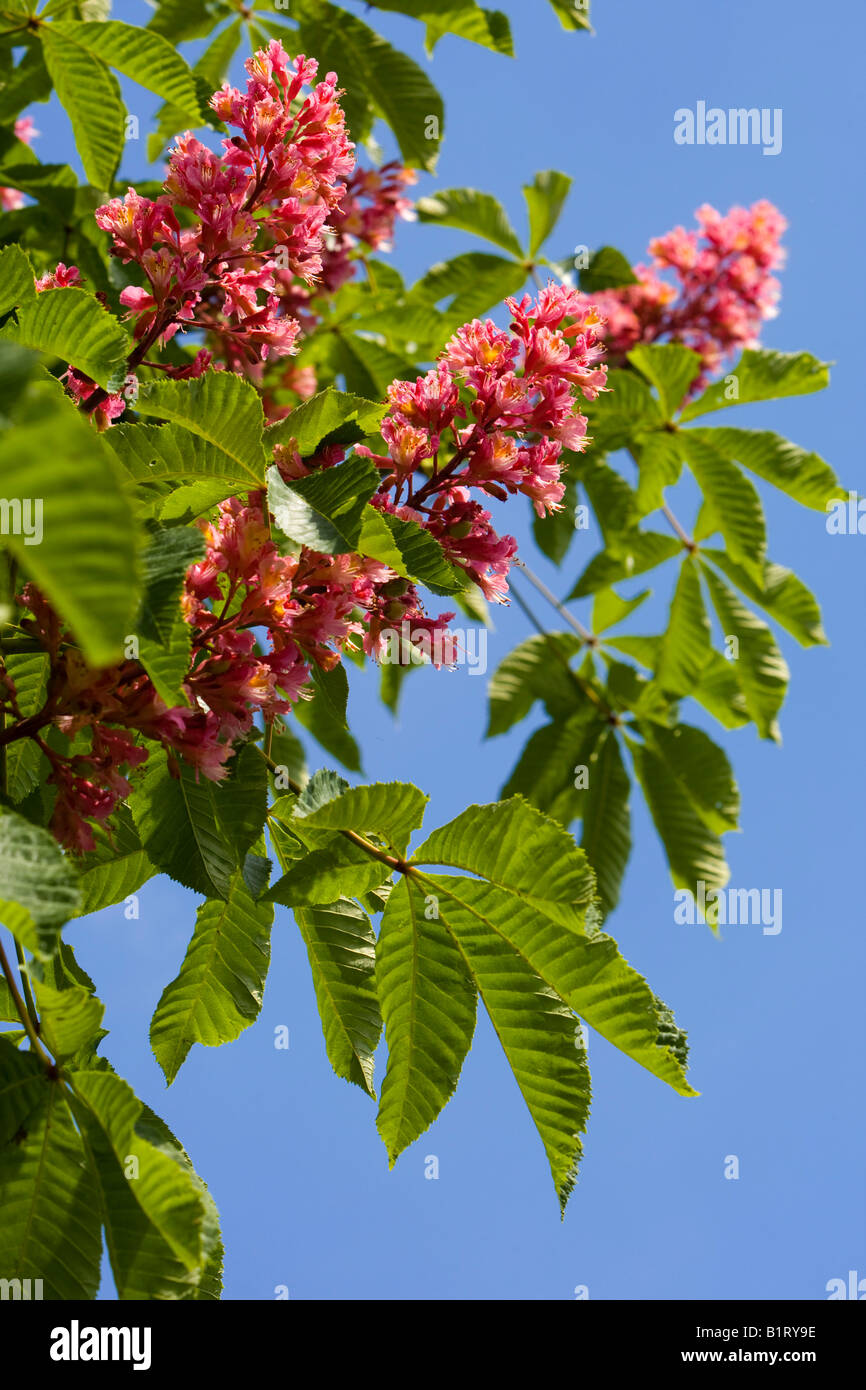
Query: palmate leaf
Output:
[[292, 0, 445, 170], [501, 707, 600, 816], [633, 431, 687, 516], [150, 868, 274, 1084], [548, 0, 593, 31], [0, 392, 140, 666], [146, 0, 223, 42], [40, 26, 126, 188], [292, 662, 362, 772], [266, 783, 693, 1207], [679, 348, 830, 422], [584, 368, 663, 450], [415, 187, 525, 258], [358, 507, 467, 596]]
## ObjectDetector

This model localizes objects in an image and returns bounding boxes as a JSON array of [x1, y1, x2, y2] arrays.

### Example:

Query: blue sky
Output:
[[18, 0, 865, 1298]]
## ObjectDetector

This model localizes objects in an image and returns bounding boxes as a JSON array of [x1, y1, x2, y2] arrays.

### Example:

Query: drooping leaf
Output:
[[150, 869, 274, 1084], [701, 565, 789, 741], [628, 737, 729, 892], [293, 899, 381, 1097], [523, 169, 572, 257], [0, 808, 81, 959], [579, 729, 631, 918], [628, 344, 702, 418]]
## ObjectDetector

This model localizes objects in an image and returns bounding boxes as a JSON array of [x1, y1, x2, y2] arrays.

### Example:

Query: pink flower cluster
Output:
[[357, 283, 607, 619], [590, 201, 786, 386], [93, 41, 353, 375]]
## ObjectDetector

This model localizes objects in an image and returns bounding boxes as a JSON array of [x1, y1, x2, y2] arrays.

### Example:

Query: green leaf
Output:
[[417, 869, 592, 1210], [409, 250, 526, 322], [701, 548, 826, 647], [41, 26, 125, 188], [137, 525, 204, 707], [267, 835, 389, 907], [592, 587, 650, 634], [690, 648, 750, 731], [679, 349, 831, 422], [548, 0, 593, 31], [579, 729, 631, 917], [129, 750, 261, 901], [412, 800, 695, 1092], [0, 1034, 45, 1141], [150, 869, 274, 1084], [701, 566, 789, 740], [585, 368, 663, 450], [578, 244, 637, 292], [292, 0, 445, 170], [633, 431, 686, 515], [0, 808, 81, 959], [629, 738, 729, 892], [1, 286, 130, 387], [0, 390, 141, 665], [486, 631, 583, 736], [75, 807, 155, 917], [367, 0, 513, 56], [266, 457, 380, 554], [568, 532, 682, 598], [293, 663, 362, 772], [0, 243, 35, 316], [291, 779, 428, 856], [133, 373, 268, 487], [627, 344, 702, 418], [680, 430, 766, 572], [375, 875, 477, 1163], [147, 0, 220, 42], [414, 187, 525, 258], [0, 1079, 102, 1299], [500, 708, 600, 819], [52, 20, 210, 122], [294, 899, 381, 1097], [70, 1063, 218, 1295], [265, 386, 385, 454], [655, 555, 712, 695], [643, 723, 739, 835], [32, 976, 104, 1061], [359, 508, 467, 596], [149, 16, 242, 158], [687, 426, 843, 511], [523, 169, 572, 257]]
